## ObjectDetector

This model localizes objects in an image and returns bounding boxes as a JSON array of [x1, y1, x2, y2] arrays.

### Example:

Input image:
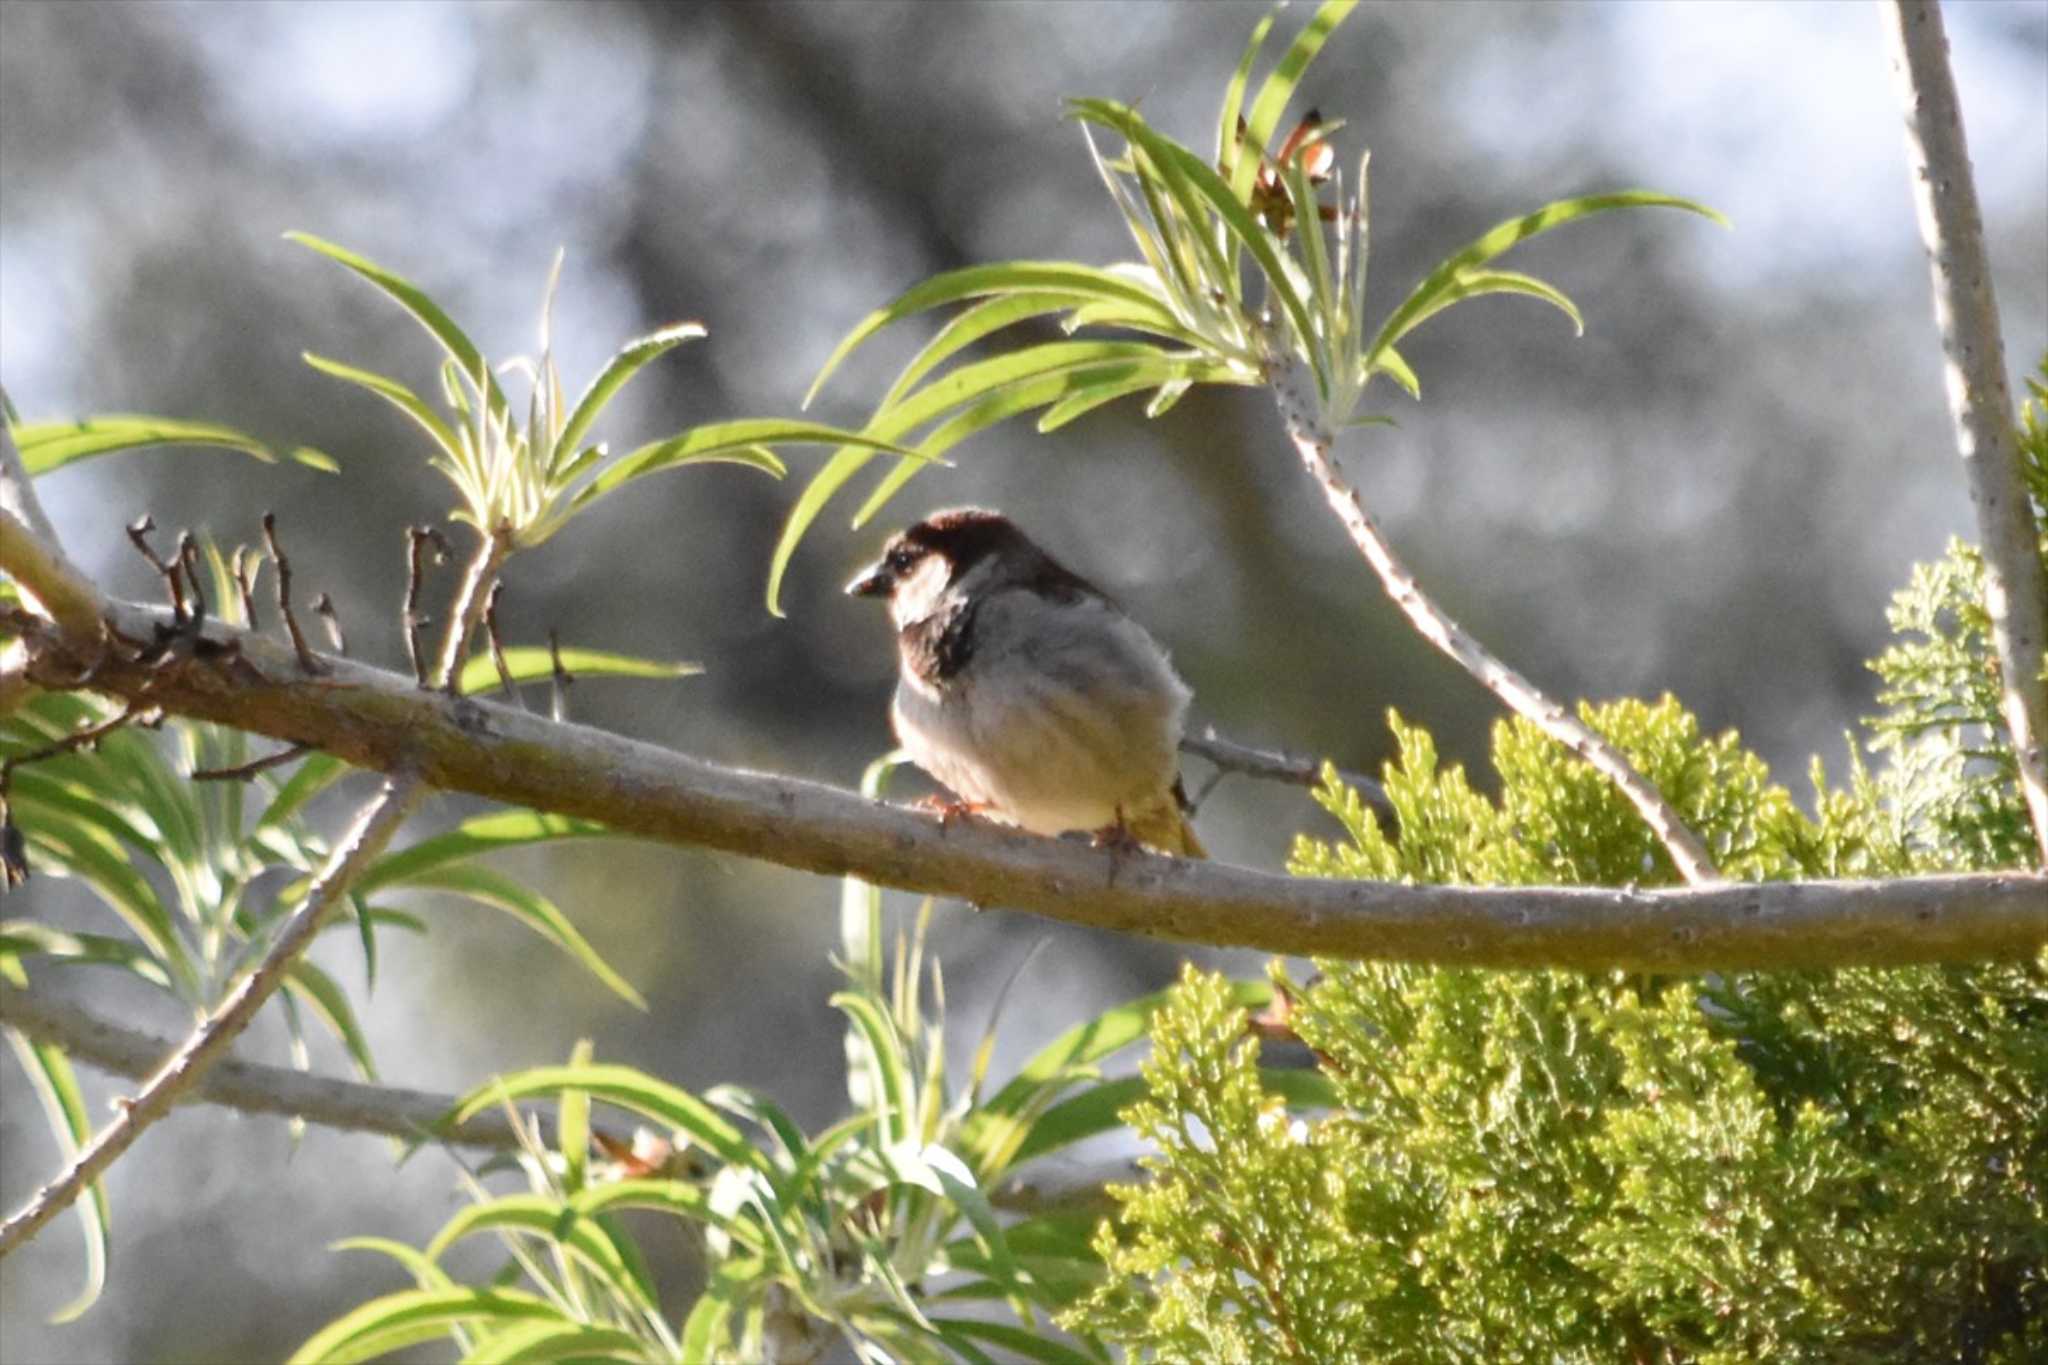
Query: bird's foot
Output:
[[915, 795, 993, 829], [1090, 808, 1152, 856]]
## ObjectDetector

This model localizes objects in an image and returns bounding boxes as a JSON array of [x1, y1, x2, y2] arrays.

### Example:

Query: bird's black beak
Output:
[[846, 560, 892, 599]]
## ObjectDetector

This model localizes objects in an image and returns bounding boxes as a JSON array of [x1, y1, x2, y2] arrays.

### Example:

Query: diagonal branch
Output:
[[1261, 345, 1724, 884], [0, 774, 424, 1259], [1881, 0, 2048, 863], [0, 983, 620, 1153], [4, 592, 2040, 970]]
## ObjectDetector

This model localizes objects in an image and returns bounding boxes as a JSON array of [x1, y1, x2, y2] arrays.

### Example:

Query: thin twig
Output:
[[13, 596, 2042, 970], [1, 699, 145, 789], [313, 592, 346, 656], [0, 774, 425, 1260], [191, 742, 310, 782], [1881, 0, 2048, 864], [261, 512, 322, 675], [0, 433, 104, 643], [230, 545, 260, 628], [1261, 341, 1722, 885], [176, 533, 207, 630], [402, 525, 448, 688], [1180, 725, 1389, 816], [0, 983, 627, 1153], [125, 516, 187, 627], [482, 580, 521, 706]]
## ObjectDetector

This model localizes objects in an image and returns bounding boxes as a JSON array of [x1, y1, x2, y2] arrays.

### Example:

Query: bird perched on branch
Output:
[[847, 508, 1205, 858]]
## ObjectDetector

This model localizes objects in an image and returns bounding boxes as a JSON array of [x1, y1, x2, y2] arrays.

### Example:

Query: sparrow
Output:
[[847, 508, 1205, 858]]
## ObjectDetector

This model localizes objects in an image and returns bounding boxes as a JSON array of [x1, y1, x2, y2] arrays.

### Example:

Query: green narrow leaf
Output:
[[768, 341, 1166, 613], [878, 293, 1077, 411], [255, 751, 351, 833], [332, 1236, 457, 1292], [3, 1028, 109, 1323], [1367, 191, 1725, 365], [1373, 343, 1421, 399], [14, 817, 196, 997], [301, 354, 465, 464], [456, 647, 702, 698], [551, 321, 707, 471], [358, 809, 613, 894], [1215, 9, 1279, 183], [424, 1195, 651, 1312], [931, 1318, 1101, 1365], [572, 418, 926, 512], [449, 1065, 763, 1174], [679, 1259, 756, 1362], [286, 231, 509, 418], [804, 262, 1183, 407], [558, 1039, 594, 1196], [0, 922, 175, 989], [832, 990, 913, 1147], [1075, 100, 1319, 369], [11, 415, 330, 476], [459, 1319, 648, 1364], [1231, 0, 1360, 207], [283, 959, 379, 1080], [849, 352, 1220, 530], [286, 1287, 561, 1365], [389, 863, 646, 1011], [1374, 266, 1584, 356]]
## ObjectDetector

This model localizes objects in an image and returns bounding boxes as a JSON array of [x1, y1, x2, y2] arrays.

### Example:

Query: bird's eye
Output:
[[887, 547, 914, 572]]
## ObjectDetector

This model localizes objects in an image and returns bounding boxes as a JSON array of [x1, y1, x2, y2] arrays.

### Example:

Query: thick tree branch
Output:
[[1, 507, 106, 648], [0, 983, 616, 1153], [7, 596, 2042, 971], [0, 775, 424, 1259], [1261, 347, 1724, 885], [1881, 0, 2048, 862]]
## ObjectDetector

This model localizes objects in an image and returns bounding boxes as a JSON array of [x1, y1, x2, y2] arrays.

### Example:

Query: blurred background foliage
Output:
[[1, 2, 2043, 1360]]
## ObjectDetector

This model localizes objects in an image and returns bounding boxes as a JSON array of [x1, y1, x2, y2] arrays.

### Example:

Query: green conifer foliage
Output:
[[1062, 365, 2048, 1364]]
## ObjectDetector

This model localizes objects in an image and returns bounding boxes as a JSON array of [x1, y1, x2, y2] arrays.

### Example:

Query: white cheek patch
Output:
[[890, 554, 954, 629]]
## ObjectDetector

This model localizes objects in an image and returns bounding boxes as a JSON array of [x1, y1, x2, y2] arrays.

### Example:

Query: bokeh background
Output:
[[2, 1, 2043, 1360]]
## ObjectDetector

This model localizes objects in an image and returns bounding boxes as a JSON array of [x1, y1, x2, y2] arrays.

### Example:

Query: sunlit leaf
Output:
[[449, 1065, 763, 1173], [569, 419, 917, 513], [424, 1195, 652, 1312], [460, 1318, 649, 1364], [1367, 191, 1725, 368], [11, 415, 332, 476], [284, 959, 379, 1080], [833, 990, 913, 1148], [3, 1028, 108, 1323], [302, 354, 464, 464], [1230, 0, 1359, 207], [456, 647, 702, 698], [286, 1287, 562, 1365], [358, 810, 613, 894], [933, 1318, 1100, 1365], [333, 1236, 458, 1292], [1215, 9, 1279, 184], [286, 231, 510, 418], [388, 863, 645, 1010], [551, 321, 707, 472], [805, 262, 1181, 408]]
